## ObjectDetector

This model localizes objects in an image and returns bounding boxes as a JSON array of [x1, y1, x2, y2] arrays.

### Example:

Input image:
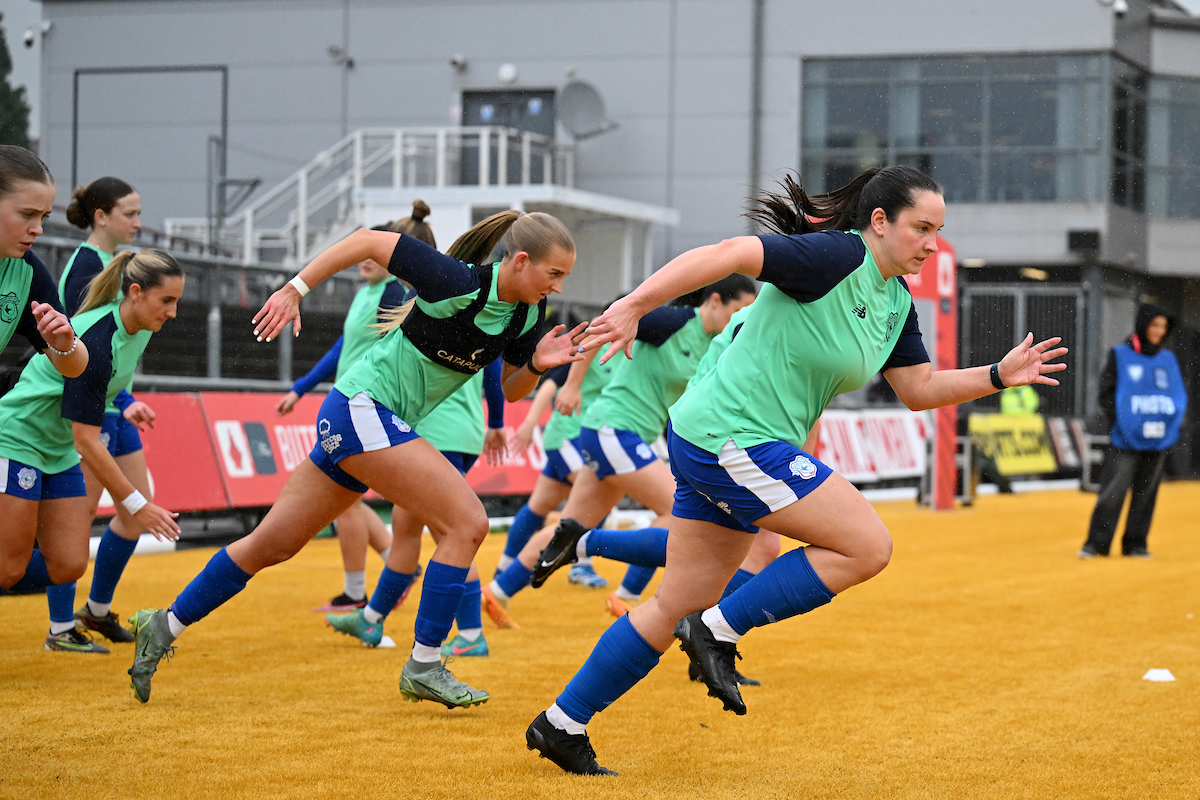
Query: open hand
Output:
[[252, 284, 303, 343], [998, 333, 1068, 387]]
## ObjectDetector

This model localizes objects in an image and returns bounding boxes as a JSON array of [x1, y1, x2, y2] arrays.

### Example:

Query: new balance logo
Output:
[[852, 303, 867, 318]]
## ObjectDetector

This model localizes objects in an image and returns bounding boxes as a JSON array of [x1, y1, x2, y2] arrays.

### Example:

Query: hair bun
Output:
[[65, 186, 90, 229], [411, 199, 430, 222]]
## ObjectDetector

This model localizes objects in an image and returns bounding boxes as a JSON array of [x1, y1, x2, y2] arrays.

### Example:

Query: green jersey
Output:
[[336, 276, 408, 380], [670, 230, 929, 455], [0, 251, 62, 354], [59, 243, 112, 315], [333, 236, 543, 427], [582, 306, 716, 445], [0, 301, 152, 473], [541, 355, 619, 451]]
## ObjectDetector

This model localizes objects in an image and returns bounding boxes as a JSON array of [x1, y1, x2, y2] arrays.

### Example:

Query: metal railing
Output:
[[165, 126, 575, 266]]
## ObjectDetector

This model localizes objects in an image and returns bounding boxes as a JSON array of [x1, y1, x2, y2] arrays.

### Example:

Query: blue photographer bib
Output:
[[1111, 343, 1187, 451]]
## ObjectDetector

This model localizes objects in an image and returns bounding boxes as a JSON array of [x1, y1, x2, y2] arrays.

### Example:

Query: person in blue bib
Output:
[[0, 145, 89, 388], [42, 176, 163, 646], [1079, 304, 1185, 559], [0, 250, 184, 652], [481, 277, 756, 628], [524, 166, 1069, 776], [278, 206, 434, 614], [126, 210, 586, 708]]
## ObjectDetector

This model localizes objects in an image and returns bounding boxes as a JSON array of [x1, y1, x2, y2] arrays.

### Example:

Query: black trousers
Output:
[[1083, 449, 1168, 555]]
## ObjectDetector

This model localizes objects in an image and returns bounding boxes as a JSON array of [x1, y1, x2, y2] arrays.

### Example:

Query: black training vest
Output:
[[400, 261, 533, 375]]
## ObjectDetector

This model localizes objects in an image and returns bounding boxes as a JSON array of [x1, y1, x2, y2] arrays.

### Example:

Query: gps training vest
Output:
[[1111, 342, 1187, 451], [400, 261, 532, 375]]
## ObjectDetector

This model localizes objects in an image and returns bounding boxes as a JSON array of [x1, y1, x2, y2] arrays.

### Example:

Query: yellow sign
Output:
[[968, 413, 1058, 475]]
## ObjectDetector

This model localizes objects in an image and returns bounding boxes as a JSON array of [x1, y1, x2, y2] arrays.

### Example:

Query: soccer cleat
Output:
[[1123, 549, 1153, 559], [127, 609, 176, 703], [312, 593, 367, 613], [525, 711, 617, 776], [481, 584, 520, 629], [45, 627, 110, 654], [531, 518, 589, 588], [1077, 545, 1107, 559], [440, 633, 489, 658], [568, 563, 608, 588], [324, 609, 383, 647], [605, 592, 635, 618], [674, 612, 747, 715], [75, 605, 135, 643], [688, 660, 760, 686], [398, 659, 489, 709]]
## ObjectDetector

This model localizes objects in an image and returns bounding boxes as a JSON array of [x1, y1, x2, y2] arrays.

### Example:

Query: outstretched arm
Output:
[[500, 322, 588, 402], [884, 334, 1068, 411], [582, 236, 764, 364]]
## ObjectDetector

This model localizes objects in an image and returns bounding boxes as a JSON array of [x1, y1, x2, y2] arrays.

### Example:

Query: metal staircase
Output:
[[166, 126, 575, 266]]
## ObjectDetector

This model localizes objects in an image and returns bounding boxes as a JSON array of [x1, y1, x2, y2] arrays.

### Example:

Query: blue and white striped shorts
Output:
[[541, 436, 586, 484], [577, 425, 658, 479], [307, 389, 421, 493]]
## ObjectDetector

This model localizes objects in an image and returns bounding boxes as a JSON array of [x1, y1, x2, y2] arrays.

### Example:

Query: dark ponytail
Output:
[[676, 274, 758, 307], [386, 199, 436, 248], [747, 166, 942, 236], [65, 176, 136, 229], [0, 145, 54, 198]]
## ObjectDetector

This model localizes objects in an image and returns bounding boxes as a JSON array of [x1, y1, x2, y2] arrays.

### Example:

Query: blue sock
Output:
[[10, 548, 52, 593], [586, 527, 668, 568], [621, 565, 657, 596], [719, 547, 834, 635], [495, 560, 533, 598], [366, 566, 415, 619], [556, 615, 663, 726], [413, 561, 469, 648], [503, 505, 544, 560], [720, 568, 755, 600], [169, 548, 253, 626], [89, 527, 139, 605], [46, 581, 77, 624], [456, 579, 482, 631]]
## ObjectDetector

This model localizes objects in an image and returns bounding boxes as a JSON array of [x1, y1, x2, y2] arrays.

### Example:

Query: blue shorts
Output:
[[666, 423, 833, 533], [0, 457, 87, 501], [577, 425, 658, 479], [308, 389, 421, 493], [101, 412, 143, 457], [441, 451, 478, 476], [541, 436, 586, 484]]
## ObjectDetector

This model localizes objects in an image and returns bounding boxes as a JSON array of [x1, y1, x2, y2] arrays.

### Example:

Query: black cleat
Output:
[[75, 605, 135, 643], [688, 660, 760, 686], [526, 711, 617, 776], [675, 611, 747, 715], [531, 518, 589, 589]]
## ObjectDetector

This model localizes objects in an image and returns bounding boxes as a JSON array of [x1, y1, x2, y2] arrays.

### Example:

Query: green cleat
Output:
[[45, 627, 110, 654], [324, 608, 383, 647], [440, 633, 489, 658], [127, 609, 175, 704], [398, 658, 489, 709]]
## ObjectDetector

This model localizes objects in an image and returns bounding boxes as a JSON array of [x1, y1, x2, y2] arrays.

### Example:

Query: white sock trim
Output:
[[547, 703, 586, 735], [344, 570, 366, 600], [489, 580, 510, 604], [615, 586, 640, 602], [458, 628, 482, 642], [701, 606, 741, 644], [49, 619, 76, 635], [87, 599, 112, 618], [575, 533, 590, 560], [363, 606, 384, 624], [410, 642, 442, 663], [496, 554, 513, 571], [166, 610, 188, 639]]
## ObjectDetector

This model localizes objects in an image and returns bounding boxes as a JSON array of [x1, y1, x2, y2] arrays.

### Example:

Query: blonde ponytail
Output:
[[78, 249, 184, 313], [375, 210, 574, 335]]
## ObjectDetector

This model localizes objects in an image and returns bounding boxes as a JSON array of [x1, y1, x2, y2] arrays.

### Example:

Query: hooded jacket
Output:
[[1097, 303, 1173, 426]]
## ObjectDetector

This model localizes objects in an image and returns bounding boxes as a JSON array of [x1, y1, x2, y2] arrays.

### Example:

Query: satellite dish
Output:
[[558, 80, 617, 140]]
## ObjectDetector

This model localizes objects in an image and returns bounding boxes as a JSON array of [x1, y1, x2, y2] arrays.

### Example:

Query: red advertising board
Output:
[[818, 409, 931, 484], [96, 392, 228, 515]]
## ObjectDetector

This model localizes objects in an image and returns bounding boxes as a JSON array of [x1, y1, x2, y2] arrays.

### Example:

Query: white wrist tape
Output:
[[121, 489, 148, 516], [288, 276, 311, 297]]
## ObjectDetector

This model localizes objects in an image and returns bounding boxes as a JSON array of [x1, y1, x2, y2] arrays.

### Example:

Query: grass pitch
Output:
[[3, 485, 1198, 799]]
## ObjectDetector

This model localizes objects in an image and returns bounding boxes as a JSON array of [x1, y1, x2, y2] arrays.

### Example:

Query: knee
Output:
[[45, 552, 88, 584], [446, 510, 489, 551], [0, 562, 26, 589], [857, 526, 893, 581]]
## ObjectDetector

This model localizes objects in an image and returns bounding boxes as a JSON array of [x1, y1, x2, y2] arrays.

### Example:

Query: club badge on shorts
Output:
[[789, 455, 817, 480]]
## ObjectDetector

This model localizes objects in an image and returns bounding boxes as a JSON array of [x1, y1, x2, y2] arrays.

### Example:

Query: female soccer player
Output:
[[279, 203, 436, 612], [324, 358, 507, 656], [127, 210, 585, 708], [525, 166, 1068, 775], [42, 177, 161, 646], [0, 250, 183, 653], [482, 277, 755, 626], [0, 145, 88, 380]]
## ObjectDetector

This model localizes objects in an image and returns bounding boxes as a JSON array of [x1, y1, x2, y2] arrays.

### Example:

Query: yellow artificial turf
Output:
[[3, 485, 1198, 799]]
